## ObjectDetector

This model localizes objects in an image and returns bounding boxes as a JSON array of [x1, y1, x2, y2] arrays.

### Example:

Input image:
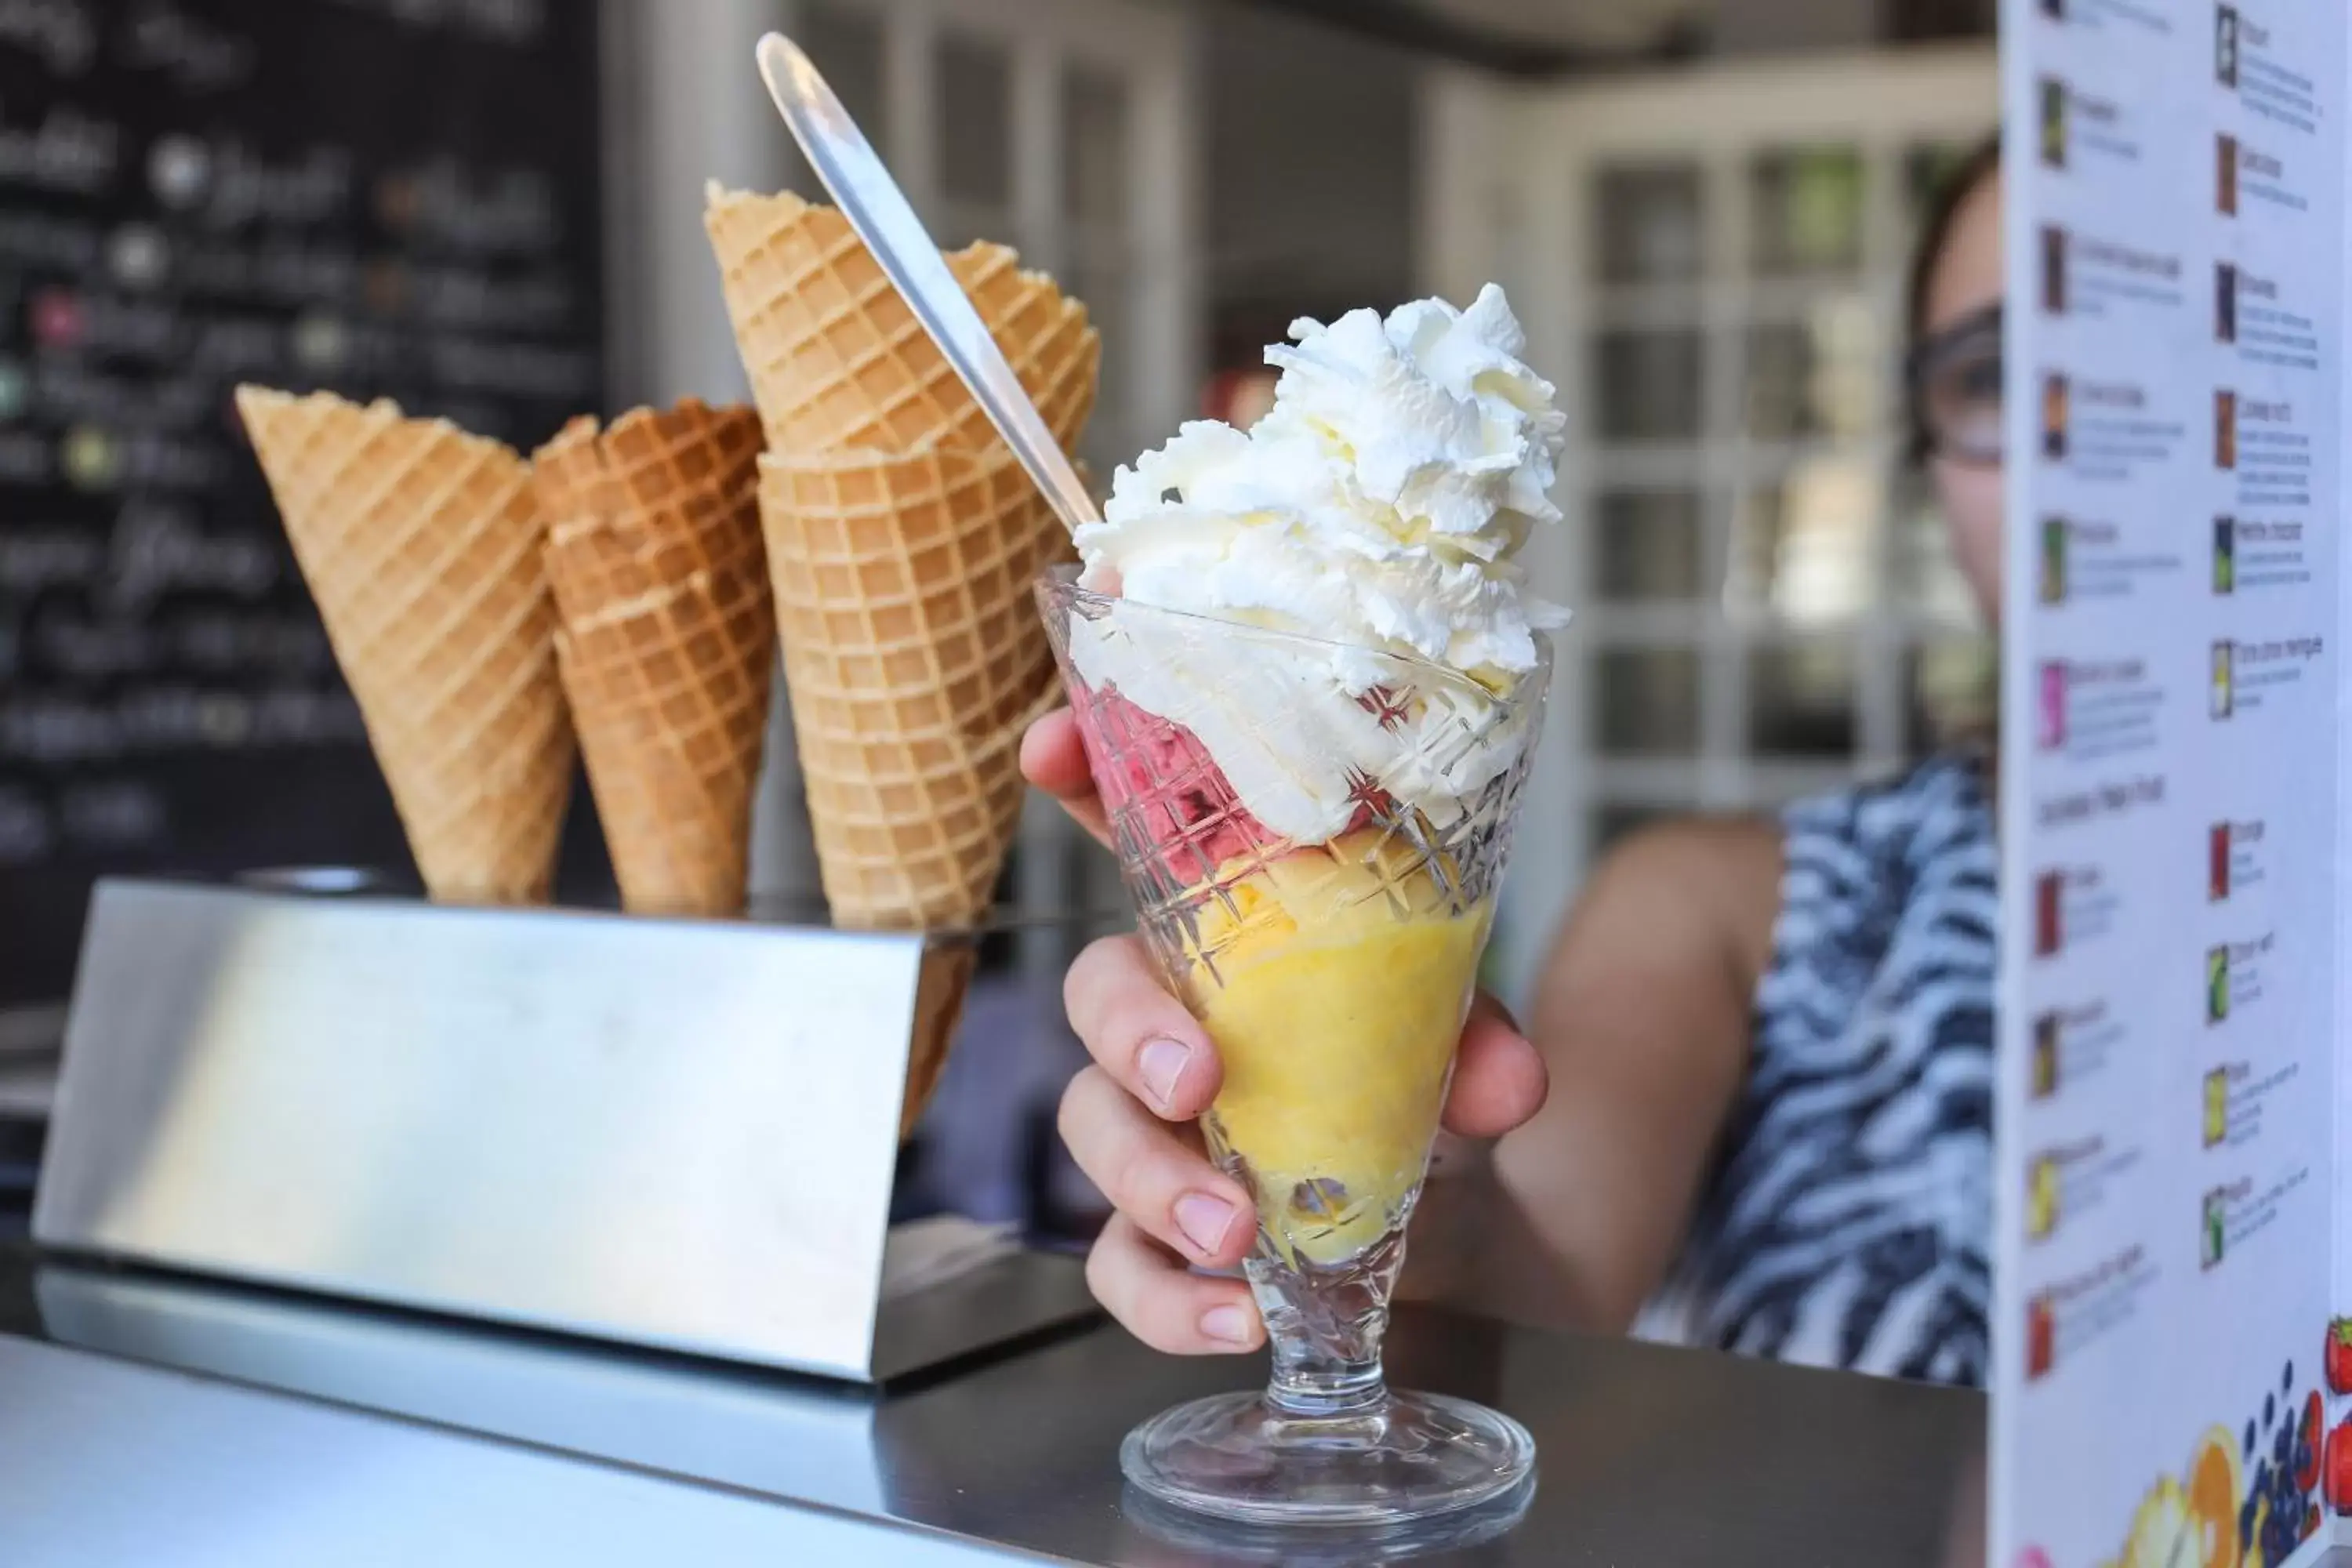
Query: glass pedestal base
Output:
[[1119, 1387, 1536, 1527]]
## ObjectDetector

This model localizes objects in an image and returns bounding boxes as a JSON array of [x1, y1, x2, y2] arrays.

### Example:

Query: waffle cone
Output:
[[234, 387, 572, 905], [533, 401, 774, 918], [705, 183, 1100, 456], [759, 444, 1072, 933]]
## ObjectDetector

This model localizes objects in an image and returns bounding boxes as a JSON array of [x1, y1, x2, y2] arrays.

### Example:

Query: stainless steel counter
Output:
[[0, 1247, 1985, 1566]]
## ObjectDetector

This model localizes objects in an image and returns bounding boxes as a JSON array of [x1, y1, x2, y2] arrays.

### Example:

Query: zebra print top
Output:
[[1679, 753, 1997, 1387]]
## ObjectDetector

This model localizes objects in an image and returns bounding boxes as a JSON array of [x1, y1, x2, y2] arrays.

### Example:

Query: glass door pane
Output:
[[1750, 146, 1864, 277], [1595, 164, 1704, 285]]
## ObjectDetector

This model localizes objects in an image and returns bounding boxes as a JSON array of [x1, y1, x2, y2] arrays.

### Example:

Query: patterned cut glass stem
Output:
[[1039, 568, 1549, 1526]]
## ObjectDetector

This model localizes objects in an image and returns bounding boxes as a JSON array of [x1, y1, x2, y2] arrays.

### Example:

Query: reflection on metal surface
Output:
[[6, 1253, 1984, 1568], [33, 1261, 900, 1517], [35, 880, 1000, 1381], [234, 865, 406, 896], [0, 1334, 1051, 1568], [1118, 1476, 1534, 1564]]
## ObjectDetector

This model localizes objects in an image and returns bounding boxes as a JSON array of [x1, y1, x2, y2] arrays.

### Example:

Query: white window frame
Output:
[[1422, 45, 1998, 1007]]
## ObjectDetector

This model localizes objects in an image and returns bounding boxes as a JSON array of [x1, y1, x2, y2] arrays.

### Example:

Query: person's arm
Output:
[[1406, 819, 1783, 1333]]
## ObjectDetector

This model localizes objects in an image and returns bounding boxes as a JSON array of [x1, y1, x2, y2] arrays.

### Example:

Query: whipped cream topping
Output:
[[1069, 285, 1565, 843]]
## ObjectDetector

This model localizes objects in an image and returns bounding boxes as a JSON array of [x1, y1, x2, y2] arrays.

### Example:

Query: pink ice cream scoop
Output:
[[1067, 682, 1281, 873], [1067, 680, 1405, 877]]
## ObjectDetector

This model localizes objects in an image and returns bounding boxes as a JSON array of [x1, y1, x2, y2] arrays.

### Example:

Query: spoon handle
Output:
[[755, 33, 1102, 532]]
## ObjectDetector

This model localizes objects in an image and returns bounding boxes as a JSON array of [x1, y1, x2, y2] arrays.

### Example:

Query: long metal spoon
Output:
[[754, 31, 1103, 532]]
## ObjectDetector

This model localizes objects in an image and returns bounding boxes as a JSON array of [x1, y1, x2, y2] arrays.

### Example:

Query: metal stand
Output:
[[34, 879, 1094, 1382]]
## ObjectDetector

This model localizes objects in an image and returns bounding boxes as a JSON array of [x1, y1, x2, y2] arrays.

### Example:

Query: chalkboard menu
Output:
[[0, 0, 608, 1022]]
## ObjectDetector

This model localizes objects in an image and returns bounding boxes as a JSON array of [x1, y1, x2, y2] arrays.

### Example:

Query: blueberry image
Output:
[[2285, 1359, 2296, 1392], [2267, 1392, 2278, 1430], [2248, 1420, 2258, 1456]]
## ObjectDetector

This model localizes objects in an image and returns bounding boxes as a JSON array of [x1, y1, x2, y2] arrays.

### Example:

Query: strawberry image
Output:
[[2327, 1418, 2352, 1514], [2327, 1320, 2352, 1394]]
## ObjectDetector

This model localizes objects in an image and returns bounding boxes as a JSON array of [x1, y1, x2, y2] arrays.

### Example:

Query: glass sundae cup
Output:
[[1039, 566, 1549, 1526]]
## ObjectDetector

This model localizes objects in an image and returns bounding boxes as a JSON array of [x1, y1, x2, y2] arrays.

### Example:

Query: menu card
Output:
[[0, 1, 605, 1023], [1997, 1, 2350, 1564]]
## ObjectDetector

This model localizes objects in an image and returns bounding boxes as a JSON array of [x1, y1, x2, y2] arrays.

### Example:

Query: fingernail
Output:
[[1174, 1192, 1236, 1256], [1138, 1036, 1192, 1111], [1200, 1305, 1254, 1345]]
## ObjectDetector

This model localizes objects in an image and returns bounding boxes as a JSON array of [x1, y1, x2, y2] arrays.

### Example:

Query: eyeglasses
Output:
[[1906, 303, 2003, 467]]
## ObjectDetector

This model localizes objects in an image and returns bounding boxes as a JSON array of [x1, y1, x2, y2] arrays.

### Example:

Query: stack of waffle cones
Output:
[[532, 401, 774, 918], [238, 389, 779, 922], [706, 183, 1099, 1133], [234, 192, 1097, 1139], [235, 387, 575, 906]]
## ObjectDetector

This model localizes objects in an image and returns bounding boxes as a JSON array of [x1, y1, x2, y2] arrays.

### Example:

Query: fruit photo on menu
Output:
[[2043, 372, 2069, 459], [2041, 76, 2067, 166], [2037, 871, 2064, 956], [2027, 1295, 2057, 1381], [2038, 661, 2067, 749], [2219, 132, 2239, 214], [2215, 515, 2236, 594], [2042, 225, 2067, 314], [2204, 1069, 2229, 1148], [2327, 1333, 2352, 1532], [2216, 4, 2240, 86], [2213, 640, 2235, 720], [2217, 261, 2238, 343], [2202, 1192, 2227, 1271], [2029, 1156, 2060, 1241], [2217, 390, 2238, 469], [2212, 822, 2232, 901], [2042, 518, 2068, 604], [2208, 946, 2231, 1025], [2033, 1015, 2061, 1100]]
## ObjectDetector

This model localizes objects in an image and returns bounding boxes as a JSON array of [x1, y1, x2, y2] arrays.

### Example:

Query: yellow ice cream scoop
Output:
[[1187, 830, 1489, 1268]]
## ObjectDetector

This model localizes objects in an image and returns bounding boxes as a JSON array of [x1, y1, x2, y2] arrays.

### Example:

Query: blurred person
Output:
[[1025, 140, 2005, 1387]]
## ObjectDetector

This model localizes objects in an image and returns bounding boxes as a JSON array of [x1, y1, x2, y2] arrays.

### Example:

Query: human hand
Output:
[[1025, 709, 1549, 1354]]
